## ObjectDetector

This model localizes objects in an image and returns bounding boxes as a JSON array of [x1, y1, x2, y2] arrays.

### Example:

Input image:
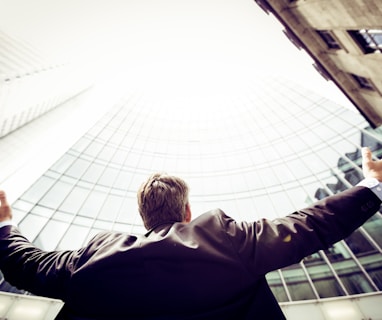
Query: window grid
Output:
[[12, 77, 382, 302]]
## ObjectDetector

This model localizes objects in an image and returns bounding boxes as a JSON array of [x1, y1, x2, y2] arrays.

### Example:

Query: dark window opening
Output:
[[351, 74, 375, 91], [348, 29, 382, 54], [317, 30, 341, 49]]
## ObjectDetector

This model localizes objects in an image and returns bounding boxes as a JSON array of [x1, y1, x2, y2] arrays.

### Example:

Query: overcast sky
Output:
[[0, 0, 355, 109]]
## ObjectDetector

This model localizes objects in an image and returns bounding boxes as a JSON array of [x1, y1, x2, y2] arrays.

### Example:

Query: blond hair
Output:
[[137, 173, 189, 230]]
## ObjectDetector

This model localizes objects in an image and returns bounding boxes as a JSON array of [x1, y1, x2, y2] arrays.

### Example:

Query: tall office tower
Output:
[[2, 75, 381, 319], [0, 30, 94, 138]]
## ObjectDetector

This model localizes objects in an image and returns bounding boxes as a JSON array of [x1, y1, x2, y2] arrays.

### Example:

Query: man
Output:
[[0, 147, 381, 319]]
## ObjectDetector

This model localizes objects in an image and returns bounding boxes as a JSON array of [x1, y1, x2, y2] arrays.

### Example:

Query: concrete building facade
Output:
[[255, 0, 382, 128]]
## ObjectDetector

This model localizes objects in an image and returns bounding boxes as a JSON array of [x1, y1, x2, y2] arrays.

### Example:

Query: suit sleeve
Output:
[[224, 186, 381, 276], [0, 228, 119, 300], [0, 226, 81, 299]]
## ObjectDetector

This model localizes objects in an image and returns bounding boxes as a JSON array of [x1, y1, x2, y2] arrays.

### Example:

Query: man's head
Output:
[[137, 173, 191, 230]]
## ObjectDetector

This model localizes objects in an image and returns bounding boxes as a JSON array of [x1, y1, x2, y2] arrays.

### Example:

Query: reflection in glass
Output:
[[345, 230, 376, 256], [339, 264, 375, 294], [266, 270, 289, 303], [358, 253, 382, 290], [281, 264, 316, 301], [305, 262, 345, 298], [325, 242, 375, 294], [362, 215, 382, 248]]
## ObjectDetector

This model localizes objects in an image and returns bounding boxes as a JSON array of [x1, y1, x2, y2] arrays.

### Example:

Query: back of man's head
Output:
[[137, 173, 189, 230]]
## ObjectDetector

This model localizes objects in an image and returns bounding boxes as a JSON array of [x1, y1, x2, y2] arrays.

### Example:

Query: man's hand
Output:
[[362, 147, 382, 181], [0, 191, 12, 222]]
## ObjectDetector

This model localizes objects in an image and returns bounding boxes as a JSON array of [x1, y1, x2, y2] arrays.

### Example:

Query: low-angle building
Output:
[[0, 30, 94, 138], [255, 0, 382, 128], [0, 1, 381, 319]]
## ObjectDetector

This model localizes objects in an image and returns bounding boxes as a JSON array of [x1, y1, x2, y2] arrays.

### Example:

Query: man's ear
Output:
[[185, 203, 192, 223]]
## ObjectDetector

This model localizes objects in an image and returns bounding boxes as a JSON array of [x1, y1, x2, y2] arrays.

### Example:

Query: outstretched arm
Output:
[[230, 147, 382, 275], [0, 192, 76, 299]]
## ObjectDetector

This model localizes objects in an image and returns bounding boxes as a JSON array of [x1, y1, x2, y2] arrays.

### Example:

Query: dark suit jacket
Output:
[[0, 186, 380, 319]]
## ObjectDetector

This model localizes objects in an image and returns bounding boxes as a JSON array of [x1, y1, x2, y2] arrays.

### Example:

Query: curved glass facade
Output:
[[7, 76, 382, 305]]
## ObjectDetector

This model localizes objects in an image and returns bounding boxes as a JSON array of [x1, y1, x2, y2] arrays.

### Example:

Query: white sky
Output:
[[0, 0, 355, 109]]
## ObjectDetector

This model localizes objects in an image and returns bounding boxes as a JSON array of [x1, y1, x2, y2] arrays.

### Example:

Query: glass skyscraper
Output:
[[2, 75, 382, 319]]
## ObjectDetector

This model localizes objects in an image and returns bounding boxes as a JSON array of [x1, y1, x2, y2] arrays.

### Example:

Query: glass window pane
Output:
[[19, 214, 48, 242], [286, 158, 311, 180], [50, 154, 77, 174], [266, 271, 289, 303], [285, 186, 311, 209], [358, 252, 382, 291], [98, 145, 115, 161], [9, 208, 28, 225], [243, 171, 263, 191], [272, 163, 295, 185], [116, 196, 140, 225], [236, 197, 258, 221], [82, 162, 105, 183], [281, 264, 316, 301], [304, 259, 345, 298], [257, 167, 279, 188], [58, 224, 91, 250], [345, 229, 376, 256], [98, 194, 124, 221], [80, 189, 107, 218], [287, 136, 307, 154], [93, 220, 113, 230], [113, 170, 131, 190], [34, 219, 69, 251], [22, 176, 56, 203], [362, 215, 382, 248], [39, 180, 73, 209], [326, 242, 375, 294], [338, 262, 375, 294], [66, 158, 91, 178], [32, 205, 55, 218], [84, 140, 104, 157], [53, 210, 74, 223], [370, 30, 382, 46], [110, 132, 125, 145], [271, 191, 295, 217], [98, 167, 119, 186], [60, 186, 90, 214], [71, 137, 91, 153], [324, 242, 352, 261], [252, 194, 277, 220], [111, 148, 129, 165], [300, 152, 327, 174]]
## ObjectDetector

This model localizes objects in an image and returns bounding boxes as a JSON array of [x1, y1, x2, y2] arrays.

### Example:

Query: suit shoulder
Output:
[[191, 209, 234, 227]]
